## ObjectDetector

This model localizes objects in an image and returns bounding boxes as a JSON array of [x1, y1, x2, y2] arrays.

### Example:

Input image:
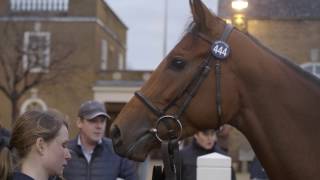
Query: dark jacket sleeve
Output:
[[249, 157, 268, 179], [119, 157, 138, 180]]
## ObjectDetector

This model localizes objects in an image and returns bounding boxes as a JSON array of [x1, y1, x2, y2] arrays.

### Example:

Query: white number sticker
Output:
[[211, 41, 230, 59]]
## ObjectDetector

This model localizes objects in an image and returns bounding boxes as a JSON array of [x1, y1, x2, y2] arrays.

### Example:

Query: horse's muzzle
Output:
[[110, 124, 124, 153]]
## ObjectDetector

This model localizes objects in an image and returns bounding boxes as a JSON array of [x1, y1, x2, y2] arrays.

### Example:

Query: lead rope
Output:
[[161, 140, 180, 180]]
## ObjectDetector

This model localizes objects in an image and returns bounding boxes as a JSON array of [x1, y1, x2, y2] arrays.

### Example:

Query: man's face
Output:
[[77, 116, 107, 144], [194, 130, 216, 150]]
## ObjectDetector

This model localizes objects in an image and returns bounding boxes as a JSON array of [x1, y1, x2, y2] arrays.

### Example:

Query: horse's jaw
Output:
[[111, 130, 160, 161]]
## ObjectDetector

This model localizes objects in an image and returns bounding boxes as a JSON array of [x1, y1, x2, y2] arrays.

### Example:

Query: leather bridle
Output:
[[135, 24, 234, 143]]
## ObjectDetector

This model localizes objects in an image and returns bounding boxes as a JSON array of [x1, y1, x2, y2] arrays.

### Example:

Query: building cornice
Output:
[[0, 16, 126, 49], [92, 85, 140, 103]]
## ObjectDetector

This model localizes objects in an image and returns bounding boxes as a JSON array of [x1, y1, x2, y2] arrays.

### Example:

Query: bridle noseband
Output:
[[135, 24, 234, 143]]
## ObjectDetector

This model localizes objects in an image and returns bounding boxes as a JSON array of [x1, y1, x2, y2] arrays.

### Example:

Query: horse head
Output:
[[111, 0, 240, 161], [110, 1, 320, 179]]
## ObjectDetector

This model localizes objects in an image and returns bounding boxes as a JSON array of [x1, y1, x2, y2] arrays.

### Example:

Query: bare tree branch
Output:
[[0, 20, 77, 123]]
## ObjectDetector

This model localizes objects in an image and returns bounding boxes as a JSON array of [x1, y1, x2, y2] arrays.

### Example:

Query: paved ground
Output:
[[236, 172, 250, 180]]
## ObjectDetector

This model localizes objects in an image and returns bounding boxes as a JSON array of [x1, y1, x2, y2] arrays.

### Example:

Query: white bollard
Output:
[[197, 152, 231, 180]]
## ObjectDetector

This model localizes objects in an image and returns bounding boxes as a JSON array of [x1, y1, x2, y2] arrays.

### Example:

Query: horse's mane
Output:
[[185, 17, 320, 87]]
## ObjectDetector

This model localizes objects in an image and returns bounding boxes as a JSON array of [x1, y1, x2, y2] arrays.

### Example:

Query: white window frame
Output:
[[20, 99, 48, 114], [118, 53, 124, 70], [20, 98, 48, 114], [101, 39, 108, 70], [20, 88, 48, 114], [10, 0, 70, 12], [109, 45, 115, 68], [301, 62, 320, 78], [23, 31, 51, 73], [310, 48, 319, 62]]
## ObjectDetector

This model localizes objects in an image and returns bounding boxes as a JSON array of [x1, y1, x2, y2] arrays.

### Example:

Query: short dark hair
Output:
[[200, 129, 216, 135]]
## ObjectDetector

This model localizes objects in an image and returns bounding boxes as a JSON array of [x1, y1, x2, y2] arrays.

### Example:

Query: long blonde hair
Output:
[[0, 109, 68, 180]]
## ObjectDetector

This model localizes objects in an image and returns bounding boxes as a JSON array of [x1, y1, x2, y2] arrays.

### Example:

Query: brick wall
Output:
[[248, 20, 320, 64]]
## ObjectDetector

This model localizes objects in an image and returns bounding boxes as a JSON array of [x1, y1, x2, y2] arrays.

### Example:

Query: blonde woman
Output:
[[0, 110, 71, 180]]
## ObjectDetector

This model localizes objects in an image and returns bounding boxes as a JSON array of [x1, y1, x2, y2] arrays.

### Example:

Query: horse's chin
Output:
[[113, 133, 159, 162], [115, 149, 147, 162]]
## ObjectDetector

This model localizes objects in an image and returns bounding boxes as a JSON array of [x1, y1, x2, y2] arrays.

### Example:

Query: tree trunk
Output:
[[11, 98, 19, 125]]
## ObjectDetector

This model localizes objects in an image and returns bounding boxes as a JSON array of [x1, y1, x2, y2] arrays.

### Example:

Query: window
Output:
[[301, 48, 320, 78], [10, 0, 69, 12], [23, 31, 51, 73], [101, 39, 108, 70], [301, 63, 320, 78], [310, 48, 319, 62], [109, 45, 115, 68], [118, 53, 124, 70]]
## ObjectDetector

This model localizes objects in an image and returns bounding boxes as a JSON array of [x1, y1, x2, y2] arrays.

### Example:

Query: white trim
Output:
[[310, 48, 319, 62], [92, 86, 139, 103], [10, 0, 69, 12], [101, 39, 108, 70], [0, 16, 98, 22], [301, 62, 320, 78], [118, 53, 124, 70], [0, 16, 123, 48], [20, 98, 48, 114], [301, 62, 315, 68]]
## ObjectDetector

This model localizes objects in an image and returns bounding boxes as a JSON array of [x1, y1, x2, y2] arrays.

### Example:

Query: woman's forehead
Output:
[[201, 129, 215, 136], [55, 125, 69, 141]]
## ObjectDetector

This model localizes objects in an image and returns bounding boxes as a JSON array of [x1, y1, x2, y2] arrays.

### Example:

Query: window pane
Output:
[[303, 65, 313, 73], [315, 65, 320, 74], [310, 48, 319, 62], [101, 40, 108, 70], [11, 0, 69, 12], [23, 32, 50, 72], [118, 53, 124, 70]]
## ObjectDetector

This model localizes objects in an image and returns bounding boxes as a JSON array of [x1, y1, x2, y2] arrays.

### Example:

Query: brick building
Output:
[[0, 0, 151, 136]]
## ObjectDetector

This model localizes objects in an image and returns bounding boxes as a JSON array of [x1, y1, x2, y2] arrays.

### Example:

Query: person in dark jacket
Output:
[[249, 156, 269, 180], [0, 123, 11, 151], [0, 123, 11, 137], [63, 100, 137, 180], [179, 129, 236, 180]]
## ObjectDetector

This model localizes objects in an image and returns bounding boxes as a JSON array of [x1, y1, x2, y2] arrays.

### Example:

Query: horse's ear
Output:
[[189, 0, 214, 32]]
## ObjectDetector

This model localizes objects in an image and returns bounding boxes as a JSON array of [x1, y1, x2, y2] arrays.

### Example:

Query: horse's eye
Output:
[[169, 58, 186, 71]]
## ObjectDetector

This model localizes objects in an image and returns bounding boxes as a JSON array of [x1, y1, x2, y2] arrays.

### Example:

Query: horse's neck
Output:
[[231, 31, 320, 180]]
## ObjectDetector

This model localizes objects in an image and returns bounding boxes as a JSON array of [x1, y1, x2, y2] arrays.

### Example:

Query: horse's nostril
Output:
[[110, 124, 123, 146]]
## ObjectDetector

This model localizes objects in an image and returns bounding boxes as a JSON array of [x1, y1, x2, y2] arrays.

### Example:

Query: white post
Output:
[[197, 152, 231, 180]]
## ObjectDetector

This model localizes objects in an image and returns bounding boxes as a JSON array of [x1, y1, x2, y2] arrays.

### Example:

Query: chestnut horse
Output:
[[110, 0, 320, 179]]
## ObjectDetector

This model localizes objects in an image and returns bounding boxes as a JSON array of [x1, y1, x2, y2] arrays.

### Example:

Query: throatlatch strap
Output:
[[220, 24, 233, 42]]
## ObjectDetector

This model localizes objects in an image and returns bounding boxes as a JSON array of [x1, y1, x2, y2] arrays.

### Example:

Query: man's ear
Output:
[[76, 117, 83, 129], [35, 137, 46, 156], [194, 132, 199, 139]]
